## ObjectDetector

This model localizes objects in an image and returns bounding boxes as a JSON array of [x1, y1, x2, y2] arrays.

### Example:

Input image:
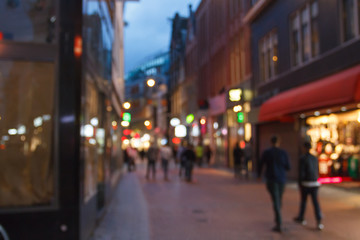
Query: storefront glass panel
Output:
[[0, 0, 57, 43], [305, 110, 360, 179], [0, 61, 55, 207]]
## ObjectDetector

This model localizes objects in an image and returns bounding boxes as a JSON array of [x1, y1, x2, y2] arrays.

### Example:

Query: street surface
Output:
[[91, 161, 360, 240]]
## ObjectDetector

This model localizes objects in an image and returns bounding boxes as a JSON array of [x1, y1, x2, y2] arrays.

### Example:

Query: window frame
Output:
[[259, 29, 278, 83], [340, 0, 360, 43], [289, 0, 320, 67]]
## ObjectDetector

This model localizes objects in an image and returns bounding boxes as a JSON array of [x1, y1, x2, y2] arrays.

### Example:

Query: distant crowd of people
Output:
[[123, 135, 324, 233]]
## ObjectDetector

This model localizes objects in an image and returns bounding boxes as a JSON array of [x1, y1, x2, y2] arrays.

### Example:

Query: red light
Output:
[[172, 138, 181, 144], [318, 177, 342, 184], [0, 32, 3, 40], [240, 141, 246, 149], [0, 144, 5, 150], [134, 133, 140, 139], [74, 35, 82, 58], [123, 129, 132, 135]]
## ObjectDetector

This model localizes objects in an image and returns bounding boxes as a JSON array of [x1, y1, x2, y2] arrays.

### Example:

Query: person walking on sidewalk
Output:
[[146, 142, 159, 180], [294, 141, 324, 230], [258, 135, 290, 233], [233, 142, 243, 178], [181, 144, 196, 182], [160, 143, 173, 181]]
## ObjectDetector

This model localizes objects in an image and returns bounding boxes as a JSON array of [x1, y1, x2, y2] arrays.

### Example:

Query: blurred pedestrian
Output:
[[126, 146, 136, 172], [146, 142, 159, 180], [258, 135, 290, 233], [243, 140, 253, 178], [195, 144, 204, 167], [181, 144, 196, 182], [160, 143, 173, 181], [177, 141, 186, 177], [139, 148, 146, 161], [205, 145, 212, 166], [294, 141, 324, 230], [233, 142, 243, 178]]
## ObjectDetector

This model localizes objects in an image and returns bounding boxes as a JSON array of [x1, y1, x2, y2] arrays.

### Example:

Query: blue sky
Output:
[[124, 0, 201, 73]]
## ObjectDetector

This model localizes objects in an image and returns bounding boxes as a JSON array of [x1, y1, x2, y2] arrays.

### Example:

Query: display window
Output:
[[305, 109, 360, 179], [0, 60, 56, 208]]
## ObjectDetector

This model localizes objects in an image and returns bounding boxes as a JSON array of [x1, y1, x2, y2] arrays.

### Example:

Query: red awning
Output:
[[259, 64, 360, 122]]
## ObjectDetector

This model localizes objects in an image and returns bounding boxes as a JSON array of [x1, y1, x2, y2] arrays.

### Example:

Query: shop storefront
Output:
[[259, 64, 360, 182], [303, 109, 360, 180]]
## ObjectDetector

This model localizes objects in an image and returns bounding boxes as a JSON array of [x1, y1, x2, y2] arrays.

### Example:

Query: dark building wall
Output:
[[250, 0, 360, 104]]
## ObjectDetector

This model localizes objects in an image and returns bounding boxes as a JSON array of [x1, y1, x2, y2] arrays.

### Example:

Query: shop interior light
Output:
[[358, 112, 360, 123], [213, 122, 219, 129], [233, 105, 242, 112], [90, 117, 99, 126], [314, 111, 320, 116], [175, 125, 187, 137], [341, 106, 347, 112], [121, 121, 130, 127], [300, 114, 306, 119], [17, 125, 26, 135], [8, 129, 17, 135], [112, 121, 117, 127], [200, 118, 206, 125], [170, 118, 180, 127], [84, 124, 94, 137], [144, 120, 151, 126]]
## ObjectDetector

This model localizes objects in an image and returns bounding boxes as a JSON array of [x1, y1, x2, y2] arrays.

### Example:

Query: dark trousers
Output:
[[298, 186, 322, 221], [162, 159, 169, 180], [266, 181, 285, 226], [185, 162, 193, 182], [146, 160, 156, 179], [234, 163, 241, 177]]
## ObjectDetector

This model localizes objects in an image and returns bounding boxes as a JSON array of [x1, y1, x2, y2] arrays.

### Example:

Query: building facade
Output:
[[0, 0, 134, 239], [246, 0, 360, 180]]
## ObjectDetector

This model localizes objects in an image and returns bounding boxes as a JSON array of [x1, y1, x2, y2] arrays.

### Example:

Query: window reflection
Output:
[[0, 61, 55, 207], [0, 0, 56, 43]]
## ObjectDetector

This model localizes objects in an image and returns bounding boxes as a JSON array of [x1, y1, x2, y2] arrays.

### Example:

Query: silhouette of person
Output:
[[258, 136, 290, 233]]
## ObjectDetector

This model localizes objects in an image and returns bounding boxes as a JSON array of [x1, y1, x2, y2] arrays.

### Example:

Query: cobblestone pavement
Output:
[[91, 162, 360, 240]]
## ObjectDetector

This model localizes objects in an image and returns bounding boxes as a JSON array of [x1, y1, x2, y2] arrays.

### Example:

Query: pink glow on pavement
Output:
[[318, 177, 343, 184]]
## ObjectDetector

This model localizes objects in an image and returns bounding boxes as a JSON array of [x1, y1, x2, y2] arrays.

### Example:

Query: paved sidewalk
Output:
[[91, 164, 360, 240], [90, 172, 150, 240]]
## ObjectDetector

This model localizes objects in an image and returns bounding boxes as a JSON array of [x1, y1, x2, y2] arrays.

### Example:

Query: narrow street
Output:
[[91, 162, 360, 240]]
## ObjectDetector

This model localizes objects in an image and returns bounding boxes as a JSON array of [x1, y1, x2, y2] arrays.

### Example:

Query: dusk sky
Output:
[[124, 0, 201, 74]]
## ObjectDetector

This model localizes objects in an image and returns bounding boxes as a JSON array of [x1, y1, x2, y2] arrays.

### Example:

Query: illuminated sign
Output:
[[186, 114, 195, 124], [237, 112, 244, 123], [229, 89, 242, 102], [123, 112, 131, 122]]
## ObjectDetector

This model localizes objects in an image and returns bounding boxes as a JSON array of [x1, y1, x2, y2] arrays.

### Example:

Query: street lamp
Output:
[[123, 101, 131, 110], [147, 78, 156, 88]]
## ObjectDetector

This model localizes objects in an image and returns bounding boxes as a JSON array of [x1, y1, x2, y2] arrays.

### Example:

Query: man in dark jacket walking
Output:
[[258, 136, 290, 233], [294, 141, 324, 230]]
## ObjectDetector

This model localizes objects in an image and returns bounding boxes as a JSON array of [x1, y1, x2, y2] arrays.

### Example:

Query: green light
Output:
[[186, 114, 195, 124], [123, 112, 131, 122], [237, 112, 244, 123]]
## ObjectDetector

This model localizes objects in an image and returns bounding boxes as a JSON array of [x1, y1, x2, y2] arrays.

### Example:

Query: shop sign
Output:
[[229, 89, 242, 102], [237, 112, 244, 123], [186, 114, 195, 124]]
